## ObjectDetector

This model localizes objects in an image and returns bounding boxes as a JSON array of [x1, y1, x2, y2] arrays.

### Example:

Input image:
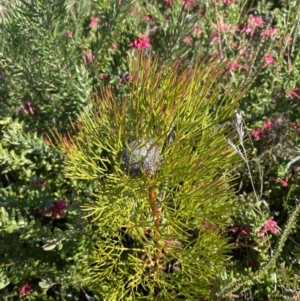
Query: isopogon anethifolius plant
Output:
[[48, 54, 248, 300]]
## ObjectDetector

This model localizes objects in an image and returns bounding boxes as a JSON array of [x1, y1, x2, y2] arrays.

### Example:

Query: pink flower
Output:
[[228, 225, 251, 246], [19, 282, 33, 296], [67, 31, 73, 38], [263, 54, 276, 68], [45, 200, 67, 219], [211, 32, 220, 43], [286, 87, 300, 100], [194, 26, 202, 36], [83, 52, 95, 65], [164, 0, 173, 6], [261, 27, 277, 40], [241, 14, 265, 37], [223, 0, 235, 3], [260, 217, 280, 234], [269, 176, 288, 187], [279, 178, 288, 187], [251, 128, 266, 140], [183, 36, 192, 45], [263, 119, 273, 129], [290, 122, 300, 134], [130, 36, 151, 50], [182, 0, 194, 7], [89, 17, 99, 28], [251, 119, 273, 140], [24, 102, 34, 115], [249, 14, 265, 28], [212, 22, 227, 32], [227, 59, 248, 72]]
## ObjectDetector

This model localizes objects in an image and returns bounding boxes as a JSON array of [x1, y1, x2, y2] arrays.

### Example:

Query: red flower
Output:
[[18, 282, 33, 296], [130, 36, 151, 50], [260, 217, 280, 234], [46, 200, 67, 219]]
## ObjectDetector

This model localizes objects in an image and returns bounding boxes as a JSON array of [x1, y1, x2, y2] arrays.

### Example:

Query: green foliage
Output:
[[212, 201, 300, 299], [0, 0, 135, 135], [0, 117, 95, 299], [48, 54, 247, 300], [2, 0, 300, 299]]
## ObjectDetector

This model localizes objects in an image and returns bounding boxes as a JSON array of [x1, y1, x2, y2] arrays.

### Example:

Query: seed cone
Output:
[[122, 139, 161, 177]]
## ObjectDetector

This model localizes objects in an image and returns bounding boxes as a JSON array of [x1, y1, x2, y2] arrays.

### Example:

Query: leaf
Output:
[[57, 243, 63, 250], [39, 280, 51, 290], [42, 243, 57, 251], [0, 280, 10, 290], [33, 260, 40, 266]]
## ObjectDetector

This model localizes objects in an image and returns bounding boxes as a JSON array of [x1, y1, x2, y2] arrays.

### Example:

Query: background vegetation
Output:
[[1, 0, 300, 300]]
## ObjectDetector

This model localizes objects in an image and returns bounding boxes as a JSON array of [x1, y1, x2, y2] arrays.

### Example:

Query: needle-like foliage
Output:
[[47, 54, 248, 300]]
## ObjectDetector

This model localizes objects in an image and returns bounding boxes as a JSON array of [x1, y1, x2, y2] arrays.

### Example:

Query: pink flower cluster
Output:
[[251, 119, 273, 140], [130, 36, 150, 50], [261, 27, 277, 40], [228, 224, 251, 246], [260, 217, 280, 234], [45, 200, 67, 219], [241, 14, 265, 37], [18, 282, 33, 296]]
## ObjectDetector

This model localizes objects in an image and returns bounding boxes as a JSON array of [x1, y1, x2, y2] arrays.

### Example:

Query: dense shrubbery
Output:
[[1, 0, 300, 300]]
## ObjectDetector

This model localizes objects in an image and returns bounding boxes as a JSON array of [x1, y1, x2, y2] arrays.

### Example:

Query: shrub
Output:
[[48, 54, 248, 299]]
